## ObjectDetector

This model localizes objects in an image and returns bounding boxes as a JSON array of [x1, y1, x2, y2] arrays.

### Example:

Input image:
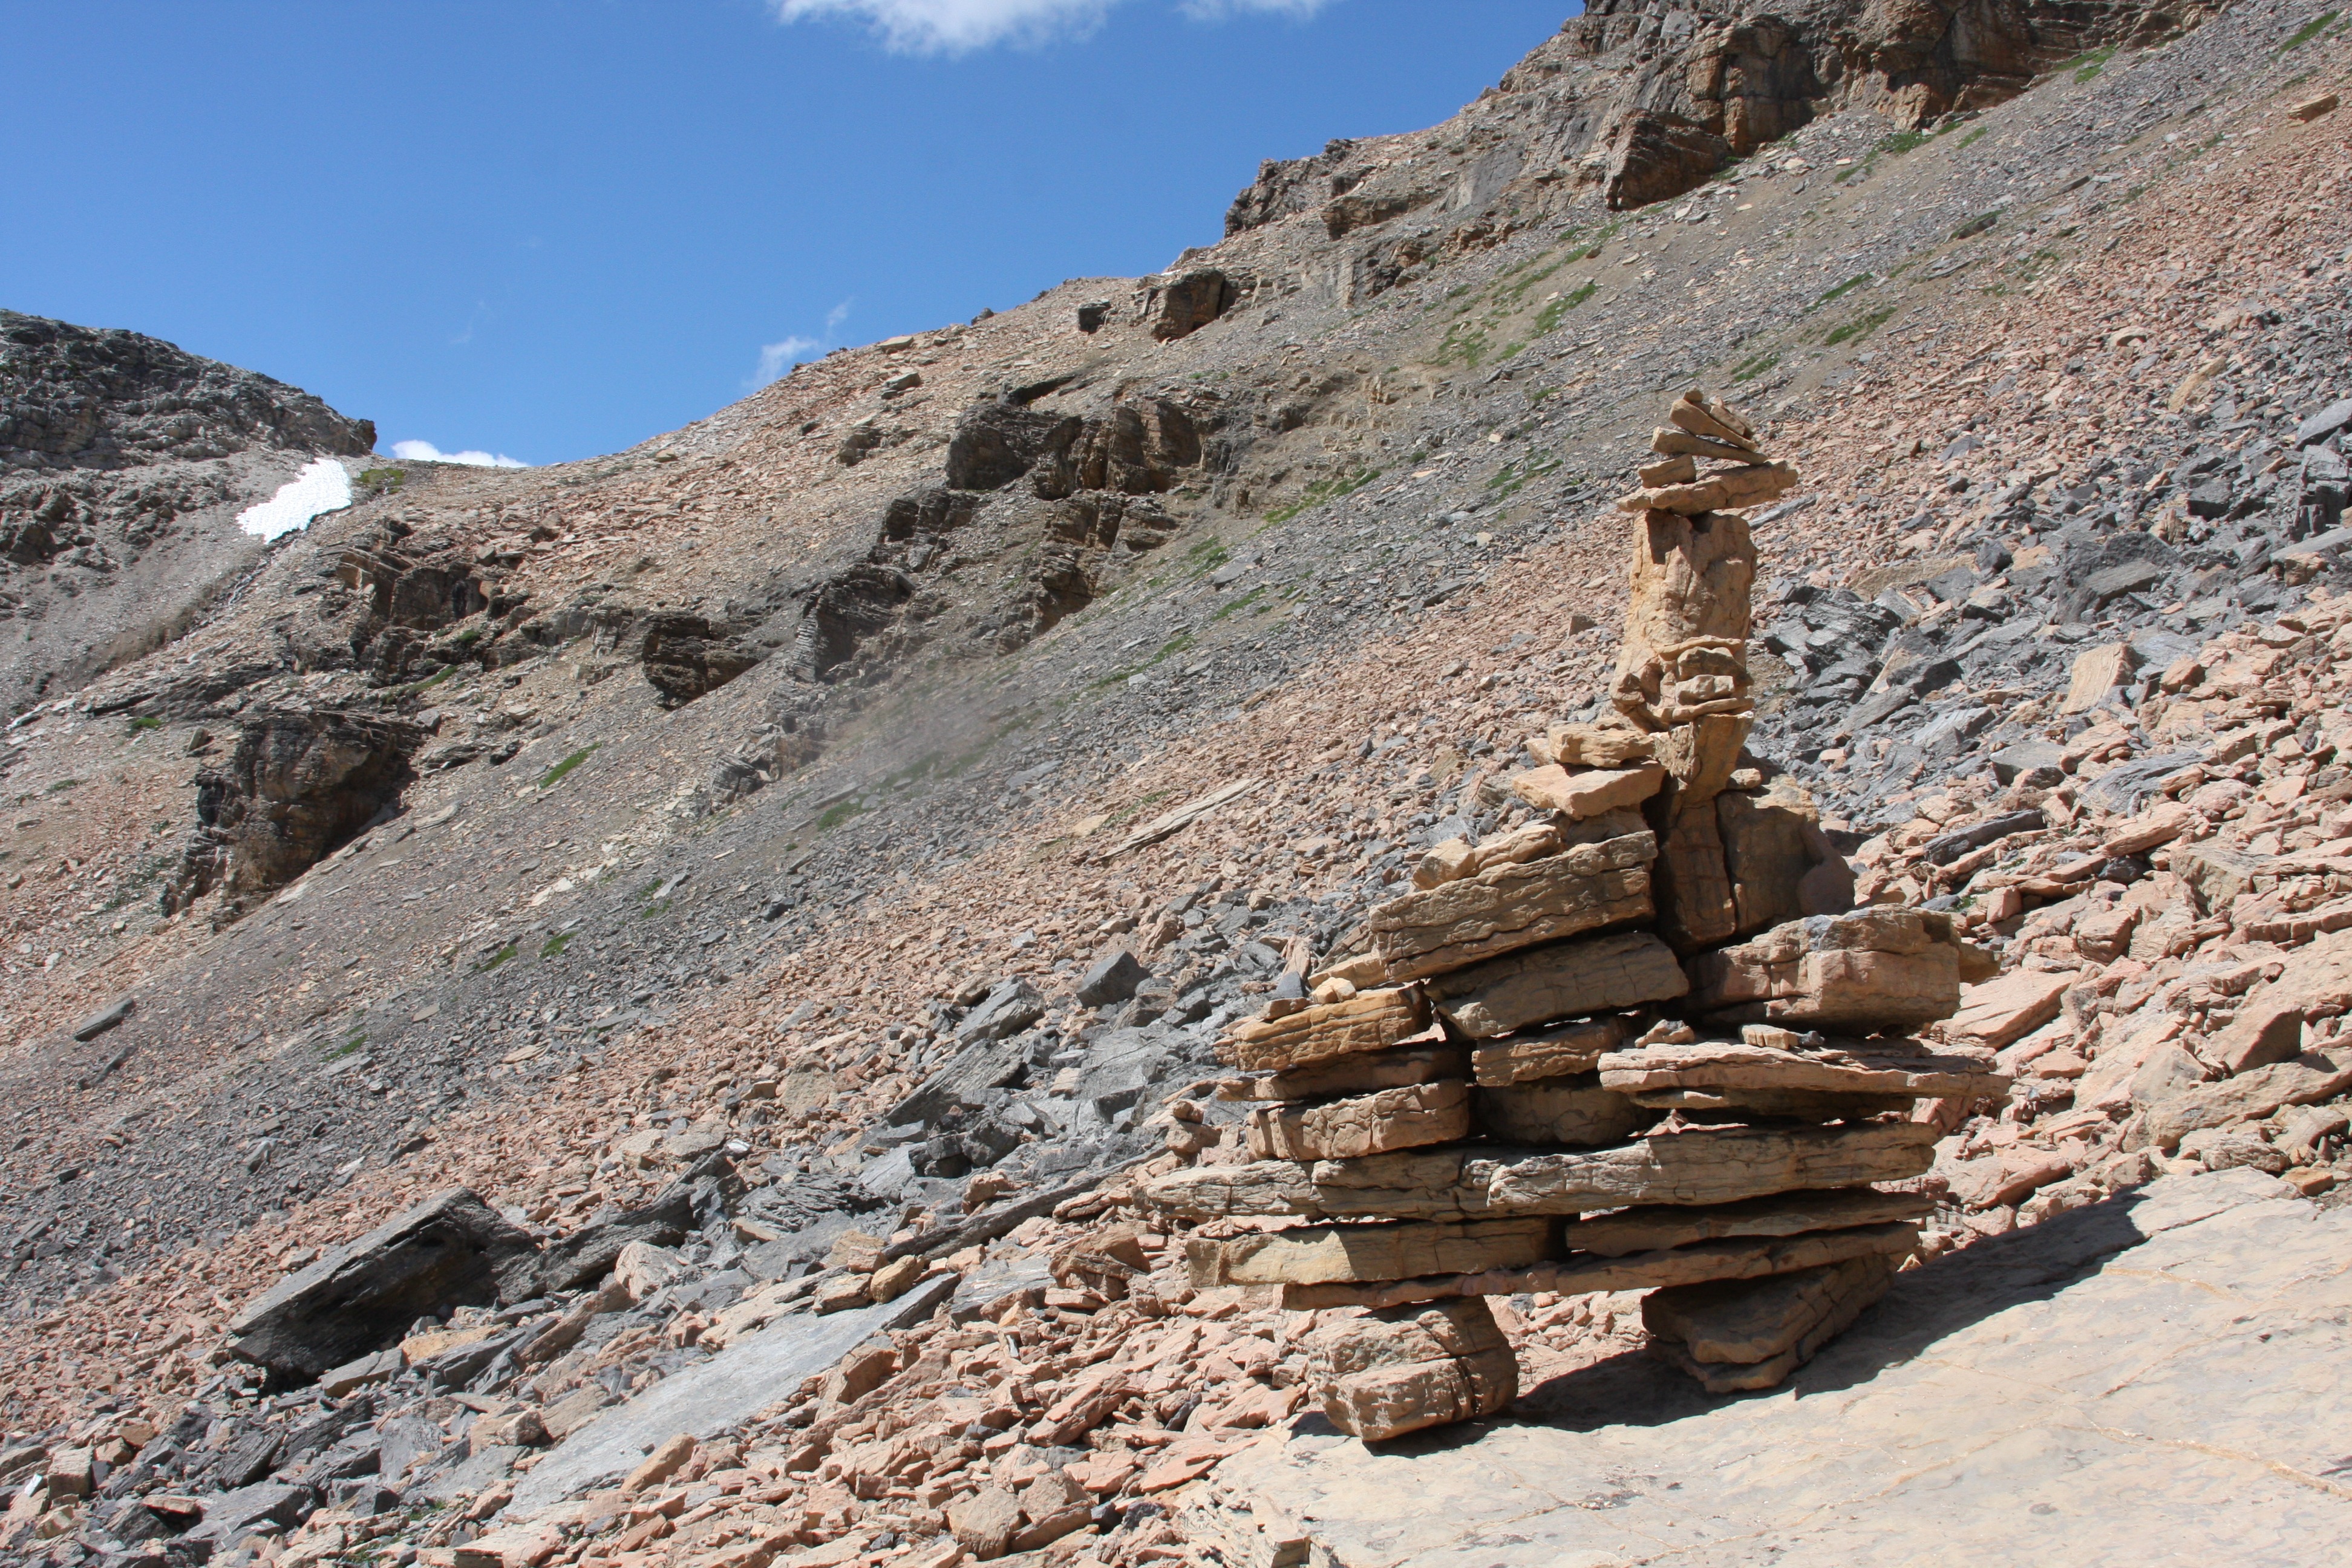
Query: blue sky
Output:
[[4, 1, 1574, 466]]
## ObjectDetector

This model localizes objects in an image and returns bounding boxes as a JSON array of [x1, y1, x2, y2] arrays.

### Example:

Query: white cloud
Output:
[[391, 439, 529, 468], [773, 0, 1334, 53], [755, 336, 823, 387], [749, 299, 855, 387], [238, 458, 353, 541]]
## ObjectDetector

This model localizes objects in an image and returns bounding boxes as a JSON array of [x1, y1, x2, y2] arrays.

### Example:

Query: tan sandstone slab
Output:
[[1566, 1187, 1932, 1257], [1596, 1039, 2009, 1100], [1277, 1220, 1921, 1312], [1645, 1252, 1899, 1392], [1429, 929, 1689, 1039], [1684, 909, 1962, 1031], [1619, 462, 1798, 515], [1245, 1080, 1472, 1161], [1138, 1121, 1939, 1222], [1471, 1016, 1633, 1086], [1540, 724, 1656, 768], [1220, 987, 1431, 1073], [1944, 967, 2076, 1050], [1186, 1217, 1553, 1288], [1305, 1296, 1517, 1443], [1215, 1044, 1468, 1103], [1482, 1120, 1940, 1212], [1508, 762, 1664, 820], [1370, 832, 1658, 982]]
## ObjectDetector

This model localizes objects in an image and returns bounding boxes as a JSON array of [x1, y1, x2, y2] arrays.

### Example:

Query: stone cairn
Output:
[[1140, 389, 2010, 1437]]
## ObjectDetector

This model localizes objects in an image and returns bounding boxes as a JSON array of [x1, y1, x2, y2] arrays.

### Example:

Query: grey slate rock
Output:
[[2187, 478, 2235, 519], [2292, 397, 2352, 448], [185, 1481, 312, 1547], [523, 1181, 695, 1298], [1075, 949, 1148, 1008], [955, 978, 1045, 1044], [509, 1272, 959, 1512], [1991, 741, 2066, 787], [1919, 809, 2047, 866], [71, 996, 136, 1042], [225, 1187, 541, 1383]]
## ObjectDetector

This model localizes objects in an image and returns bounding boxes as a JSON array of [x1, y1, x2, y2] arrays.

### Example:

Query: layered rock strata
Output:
[[1142, 391, 2008, 1438]]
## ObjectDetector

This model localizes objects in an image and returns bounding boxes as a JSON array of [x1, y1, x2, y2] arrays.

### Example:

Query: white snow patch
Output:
[[237, 458, 354, 541]]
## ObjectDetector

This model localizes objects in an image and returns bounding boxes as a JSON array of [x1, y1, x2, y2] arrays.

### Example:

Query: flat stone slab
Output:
[[1597, 1039, 2008, 1100], [1207, 1170, 2350, 1566], [1138, 1122, 1938, 1221], [1431, 931, 1689, 1040], [1221, 988, 1431, 1073], [1215, 1045, 1468, 1103], [1370, 832, 1658, 983], [1187, 1217, 1552, 1288], [509, 1272, 956, 1512], [1276, 1220, 1920, 1312], [1245, 1080, 1473, 1161]]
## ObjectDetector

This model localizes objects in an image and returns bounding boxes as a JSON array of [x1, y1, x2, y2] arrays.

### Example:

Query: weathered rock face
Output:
[[1683, 908, 1969, 1030], [640, 610, 766, 704], [943, 398, 1205, 501], [1, 310, 374, 471], [165, 707, 423, 915], [1642, 1250, 1898, 1392], [1304, 1296, 1518, 1442], [1145, 270, 1243, 342], [226, 1188, 540, 1384]]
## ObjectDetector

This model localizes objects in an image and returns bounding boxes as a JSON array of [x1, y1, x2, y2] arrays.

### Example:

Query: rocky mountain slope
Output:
[[1, 0, 2349, 1563], [0, 312, 377, 716]]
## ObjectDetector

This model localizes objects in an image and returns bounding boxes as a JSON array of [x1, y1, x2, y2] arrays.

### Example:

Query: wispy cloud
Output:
[[755, 336, 823, 386], [772, 0, 1335, 54], [391, 439, 529, 468], [749, 298, 857, 387]]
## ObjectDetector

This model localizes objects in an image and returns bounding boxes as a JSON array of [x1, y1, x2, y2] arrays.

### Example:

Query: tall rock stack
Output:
[[1140, 390, 2010, 1438]]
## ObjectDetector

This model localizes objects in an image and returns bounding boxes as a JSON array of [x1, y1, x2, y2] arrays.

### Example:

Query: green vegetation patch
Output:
[[2057, 45, 2118, 82], [1958, 125, 1992, 149], [2281, 11, 2336, 52], [816, 798, 869, 832], [475, 942, 517, 973], [1730, 351, 1782, 384], [1824, 306, 1898, 347], [1265, 466, 1381, 525], [1211, 586, 1269, 622], [540, 931, 573, 958], [47, 779, 78, 794], [1814, 273, 1874, 307], [357, 467, 407, 495], [538, 743, 599, 789], [128, 716, 161, 733], [1488, 454, 1566, 501], [1531, 281, 1599, 338]]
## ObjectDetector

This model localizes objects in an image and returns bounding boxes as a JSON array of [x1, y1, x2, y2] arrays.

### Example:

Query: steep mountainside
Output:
[[0, 311, 377, 714], [2, 0, 2350, 1563]]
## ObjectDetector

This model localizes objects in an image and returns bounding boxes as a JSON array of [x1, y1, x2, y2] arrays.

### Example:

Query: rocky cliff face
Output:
[[1229, 0, 2216, 235], [0, 311, 380, 715]]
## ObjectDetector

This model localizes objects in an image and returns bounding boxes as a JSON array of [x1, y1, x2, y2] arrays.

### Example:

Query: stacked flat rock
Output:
[[1139, 390, 2011, 1440]]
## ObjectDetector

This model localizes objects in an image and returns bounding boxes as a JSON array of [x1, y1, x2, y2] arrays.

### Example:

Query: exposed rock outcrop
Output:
[[163, 707, 424, 916]]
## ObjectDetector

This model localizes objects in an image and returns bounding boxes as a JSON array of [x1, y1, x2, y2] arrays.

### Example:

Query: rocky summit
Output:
[[2, 1, 2351, 1564]]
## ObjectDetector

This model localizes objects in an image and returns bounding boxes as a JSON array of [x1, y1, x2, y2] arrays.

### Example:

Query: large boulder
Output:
[[163, 707, 424, 915], [227, 1187, 541, 1384], [1305, 1296, 1518, 1441]]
